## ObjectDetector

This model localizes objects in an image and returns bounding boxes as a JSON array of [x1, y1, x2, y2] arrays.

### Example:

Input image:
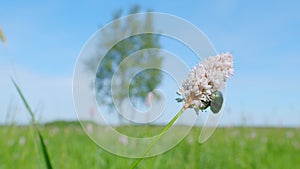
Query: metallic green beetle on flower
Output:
[[176, 53, 233, 114]]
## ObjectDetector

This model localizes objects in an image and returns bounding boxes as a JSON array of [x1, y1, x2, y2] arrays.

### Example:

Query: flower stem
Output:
[[129, 106, 187, 169]]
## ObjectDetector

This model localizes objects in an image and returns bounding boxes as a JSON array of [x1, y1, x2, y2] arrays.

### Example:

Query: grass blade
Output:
[[11, 78, 35, 121], [37, 130, 53, 169], [11, 78, 53, 169]]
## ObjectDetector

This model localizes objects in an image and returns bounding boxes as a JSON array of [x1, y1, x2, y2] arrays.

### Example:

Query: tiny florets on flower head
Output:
[[177, 52, 234, 111]]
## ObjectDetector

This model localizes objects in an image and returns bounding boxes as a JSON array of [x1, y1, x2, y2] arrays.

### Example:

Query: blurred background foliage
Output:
[[85, 5, 163, 123]]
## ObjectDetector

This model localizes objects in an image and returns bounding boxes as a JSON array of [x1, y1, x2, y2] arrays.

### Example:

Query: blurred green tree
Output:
[[85, 5, 162, 123]]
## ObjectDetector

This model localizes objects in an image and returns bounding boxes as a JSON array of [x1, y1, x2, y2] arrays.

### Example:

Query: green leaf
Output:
[[210, 91, 223, 114]]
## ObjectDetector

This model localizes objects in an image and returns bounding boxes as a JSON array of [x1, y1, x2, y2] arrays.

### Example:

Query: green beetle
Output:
[[210, 91, 223, 114], [175, 91, 223, 114]]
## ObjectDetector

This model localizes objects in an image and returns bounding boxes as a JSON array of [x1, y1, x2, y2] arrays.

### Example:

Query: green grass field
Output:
[[1, 122, 299, 169]]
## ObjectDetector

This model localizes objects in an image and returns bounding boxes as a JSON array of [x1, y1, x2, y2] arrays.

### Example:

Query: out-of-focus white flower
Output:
[[249, 131, 257, 139], [145, 92, 153, 107], [286, 131, 294, 138], [50, 127, 59, 136], [86, 123, 93, 133], [119, 135, 128, 145], [177, 52, 234, 111], [19, 136, 26, 146]]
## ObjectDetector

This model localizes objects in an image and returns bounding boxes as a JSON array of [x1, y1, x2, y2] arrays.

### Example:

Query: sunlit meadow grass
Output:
[[1, 122, 299, 169]]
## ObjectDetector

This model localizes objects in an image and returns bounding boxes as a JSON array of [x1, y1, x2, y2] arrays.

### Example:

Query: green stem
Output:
[[129, 106, 187, 169]]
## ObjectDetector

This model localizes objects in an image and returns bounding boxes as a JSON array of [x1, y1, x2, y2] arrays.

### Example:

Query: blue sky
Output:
[[1, 0, 299, 126]]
